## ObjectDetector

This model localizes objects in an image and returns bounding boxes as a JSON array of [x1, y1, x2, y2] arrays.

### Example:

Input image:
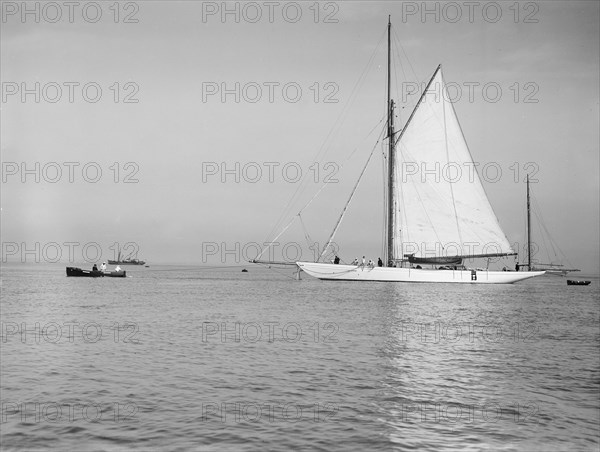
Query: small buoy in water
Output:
[[242, 269, 248, 273]]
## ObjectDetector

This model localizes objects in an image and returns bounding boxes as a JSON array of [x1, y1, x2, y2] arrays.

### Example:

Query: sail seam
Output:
[[441, 71, 464, 249], [447, 88, 514, 254]]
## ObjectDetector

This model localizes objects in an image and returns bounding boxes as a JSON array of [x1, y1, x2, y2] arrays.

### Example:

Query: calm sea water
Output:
[[1, 263, 599, 451]]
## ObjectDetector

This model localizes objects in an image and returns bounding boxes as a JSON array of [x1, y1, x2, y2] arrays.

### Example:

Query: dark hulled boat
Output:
[[567, 280, 591, 286], [66, 267, 127, 278]]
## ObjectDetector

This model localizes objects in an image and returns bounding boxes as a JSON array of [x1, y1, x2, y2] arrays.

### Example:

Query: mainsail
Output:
[[395, 66, 515, 260]]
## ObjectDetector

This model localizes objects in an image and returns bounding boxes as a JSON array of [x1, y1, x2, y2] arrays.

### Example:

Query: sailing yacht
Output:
[[296, 18, 545, 284]]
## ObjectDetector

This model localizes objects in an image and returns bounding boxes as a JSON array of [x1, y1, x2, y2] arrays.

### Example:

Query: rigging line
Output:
[[257, 115, 386, 260], [381, 140, 388, 261], [390, 40, 410, 258], [297, 266, 359, 276], [539, 213, 564, 261], [392, 27, 420, 94], [392, 149, 403, 259], [531, 194, 554, 256], [444, 80, 511, 251], [257, 117, 386, 260], [534, 207, 551, 263], [311, 27, 387, 165], [391, 28, 411, 130], [252, 261, 299, 280], [346, 116, 386, 162], [319, 126, 385, 261], [396, 151, 405, 250], [441, 71, 464, 248], [392, 31, 407, 98], [262, 112, 385, 253], [398, 154, 411, 252], [400, 146, 445, 248], [391, 44, 400, 118], [256, 213, 299, 260], [532, 198, 551, 255], [521, 197, 527, 260], [262, 28, 387, 245], [396, 124, 413, 254], [532, 192, 570, 265], [298, 213, 314, 250]]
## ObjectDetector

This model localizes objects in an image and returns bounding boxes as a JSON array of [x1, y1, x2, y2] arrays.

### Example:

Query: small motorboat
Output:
[[567, 280, 591, 286], [66, 267, 127, 278]]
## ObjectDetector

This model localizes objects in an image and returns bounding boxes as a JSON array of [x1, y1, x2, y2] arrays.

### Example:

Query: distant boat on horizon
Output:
[[522, 174, 580, 277], [108, 258, 146, 265], [108, 248, 146, 266]]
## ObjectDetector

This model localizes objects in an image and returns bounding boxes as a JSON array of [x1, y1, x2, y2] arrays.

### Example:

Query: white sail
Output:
[[395, 66, 514, 260]]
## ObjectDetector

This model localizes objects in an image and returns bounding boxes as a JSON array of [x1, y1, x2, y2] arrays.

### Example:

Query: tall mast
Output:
[[527, 173, 531, 269], [386, 16, 396, 266]]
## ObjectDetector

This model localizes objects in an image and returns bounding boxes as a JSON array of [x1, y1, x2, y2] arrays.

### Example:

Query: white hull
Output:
[[296, 262, 545, 284]]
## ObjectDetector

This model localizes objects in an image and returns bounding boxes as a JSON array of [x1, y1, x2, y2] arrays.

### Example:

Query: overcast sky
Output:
[[2, 1, 598, 274]]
